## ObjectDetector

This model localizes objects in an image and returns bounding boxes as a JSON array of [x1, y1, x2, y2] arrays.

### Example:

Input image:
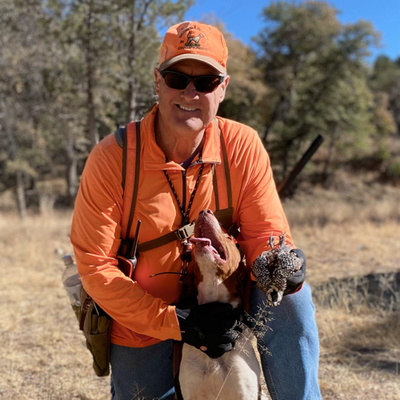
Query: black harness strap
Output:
[[121, 127, 128, 191], [212, 164, 220, 210], [124, 121, 141, 240], [137, 222, 195, 253], [119, 119, 237, 254], [118, 121, 141, 258], [219, 124, 233, 210], [213, 120, 238, 237]]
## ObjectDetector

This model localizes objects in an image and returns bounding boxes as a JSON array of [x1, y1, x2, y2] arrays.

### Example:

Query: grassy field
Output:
[[0, 180, 398, 399]]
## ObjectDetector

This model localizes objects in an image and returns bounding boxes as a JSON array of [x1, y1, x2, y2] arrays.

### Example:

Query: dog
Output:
[[178, 209, 264, 399]]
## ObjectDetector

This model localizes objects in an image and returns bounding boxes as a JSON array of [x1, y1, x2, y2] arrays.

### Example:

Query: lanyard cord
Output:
[[163, 162, 204, 227], [152, 163, 204, 280]]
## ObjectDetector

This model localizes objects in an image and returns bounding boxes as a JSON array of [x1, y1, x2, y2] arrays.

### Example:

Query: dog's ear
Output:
[[223, 234, 241, 269], [237, 260, 246, 284]]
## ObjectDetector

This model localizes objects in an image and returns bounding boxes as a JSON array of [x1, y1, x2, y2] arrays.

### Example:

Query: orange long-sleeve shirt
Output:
[[70, 105, 293, 348]]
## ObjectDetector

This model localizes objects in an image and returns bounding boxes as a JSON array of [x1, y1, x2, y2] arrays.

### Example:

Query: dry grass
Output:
[[0, 180, 399, 399], [284, 180, 400, 400], [0, 211, 110, 399]]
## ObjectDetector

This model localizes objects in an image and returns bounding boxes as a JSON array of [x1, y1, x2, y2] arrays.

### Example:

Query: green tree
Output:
[[367, 55, 399, 180], [55, 0, 193, 201], [0, 0, 60, 216], [54, 0, 193, 141], [0, 0, 194, 213], [370, 55, 400, 133], [254, 1, 382, 183], [217, 30, 268, 133]]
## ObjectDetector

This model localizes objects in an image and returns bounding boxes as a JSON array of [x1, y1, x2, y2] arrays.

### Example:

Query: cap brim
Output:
[[159, 54, 226, 74]]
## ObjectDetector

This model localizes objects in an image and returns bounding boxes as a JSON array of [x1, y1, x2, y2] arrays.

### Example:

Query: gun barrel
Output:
[[277, 134, 324, 197]]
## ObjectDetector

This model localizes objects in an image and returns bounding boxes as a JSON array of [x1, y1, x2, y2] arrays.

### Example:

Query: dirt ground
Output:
[[0, 181, 398, 399]]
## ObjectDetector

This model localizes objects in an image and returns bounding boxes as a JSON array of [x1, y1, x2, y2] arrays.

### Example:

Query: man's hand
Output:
[[284, 248, 306, 295], [177, 302, 242, 358]]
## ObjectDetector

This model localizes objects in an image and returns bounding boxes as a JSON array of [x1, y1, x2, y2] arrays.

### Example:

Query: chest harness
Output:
[[115, 120, 238, 280]]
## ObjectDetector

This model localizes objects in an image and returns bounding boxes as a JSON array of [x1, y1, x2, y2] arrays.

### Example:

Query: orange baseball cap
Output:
[[158, 21, 228, 74]]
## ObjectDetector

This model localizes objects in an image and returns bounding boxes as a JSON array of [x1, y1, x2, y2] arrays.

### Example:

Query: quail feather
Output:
[[251, 233, 303, 306]]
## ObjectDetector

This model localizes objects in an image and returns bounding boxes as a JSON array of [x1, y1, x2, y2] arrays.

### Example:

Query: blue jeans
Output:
[[110, 340, 175, 400], [110, 283, 321, 400]]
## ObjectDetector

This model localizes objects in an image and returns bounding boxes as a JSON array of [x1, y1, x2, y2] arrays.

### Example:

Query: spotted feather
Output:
[[251, 233, 302, 306]]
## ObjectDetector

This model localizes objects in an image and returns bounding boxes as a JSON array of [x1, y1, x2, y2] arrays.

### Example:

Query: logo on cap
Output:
[[185, 32, 204, 48]]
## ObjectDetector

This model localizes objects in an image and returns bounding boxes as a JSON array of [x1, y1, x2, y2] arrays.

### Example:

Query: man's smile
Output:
[[177, 104, 198, 112]]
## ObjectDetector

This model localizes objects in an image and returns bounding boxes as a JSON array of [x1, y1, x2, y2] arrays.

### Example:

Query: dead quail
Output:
[[251, 233, 303, 306]]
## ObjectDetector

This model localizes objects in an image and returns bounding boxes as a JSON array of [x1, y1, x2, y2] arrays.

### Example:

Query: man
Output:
[[71, 21, 321, 400]]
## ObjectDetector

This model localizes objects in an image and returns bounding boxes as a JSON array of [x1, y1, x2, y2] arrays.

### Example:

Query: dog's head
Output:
[[189, 209, 243, 305]]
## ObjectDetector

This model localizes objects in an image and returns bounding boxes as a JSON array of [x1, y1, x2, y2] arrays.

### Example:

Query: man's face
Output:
[[154, 60, 229, 136]]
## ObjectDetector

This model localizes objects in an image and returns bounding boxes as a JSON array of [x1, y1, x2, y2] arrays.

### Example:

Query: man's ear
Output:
[[154, 68, 161, 95], [218, 75, 230, 103]]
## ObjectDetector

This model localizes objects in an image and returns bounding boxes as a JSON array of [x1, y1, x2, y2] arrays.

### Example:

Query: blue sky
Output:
[[184, 0, 399, 63]]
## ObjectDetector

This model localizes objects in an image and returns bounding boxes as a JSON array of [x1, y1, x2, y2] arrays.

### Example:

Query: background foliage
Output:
[[0, 0, 398, 216]]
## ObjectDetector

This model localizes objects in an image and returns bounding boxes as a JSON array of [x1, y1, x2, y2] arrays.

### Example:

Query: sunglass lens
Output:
[[195, 77, 221, 93], [163, 72, 188, 90]]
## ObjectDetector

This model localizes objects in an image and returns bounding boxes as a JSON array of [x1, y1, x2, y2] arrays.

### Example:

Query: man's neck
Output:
[[155, 113, 205, 164]]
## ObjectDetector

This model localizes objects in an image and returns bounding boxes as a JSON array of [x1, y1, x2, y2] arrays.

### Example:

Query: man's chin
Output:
[[174, 118, 208, 134]]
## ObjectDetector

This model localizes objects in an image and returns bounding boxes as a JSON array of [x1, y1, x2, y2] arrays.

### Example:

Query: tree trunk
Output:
[[125, 0, 137, 124], [65, 128, 79, 207], [15, 169, 27, 219], [85, 0, 98, 149], [124, 0, 153, 124], [3, 119, 27, 218]]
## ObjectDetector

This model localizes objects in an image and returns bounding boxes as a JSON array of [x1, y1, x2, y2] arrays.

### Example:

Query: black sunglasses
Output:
[[158, 69, 225, 93]]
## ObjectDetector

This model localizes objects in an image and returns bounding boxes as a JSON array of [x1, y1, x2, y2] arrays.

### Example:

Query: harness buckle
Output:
[[175, 222, 195, 242]]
